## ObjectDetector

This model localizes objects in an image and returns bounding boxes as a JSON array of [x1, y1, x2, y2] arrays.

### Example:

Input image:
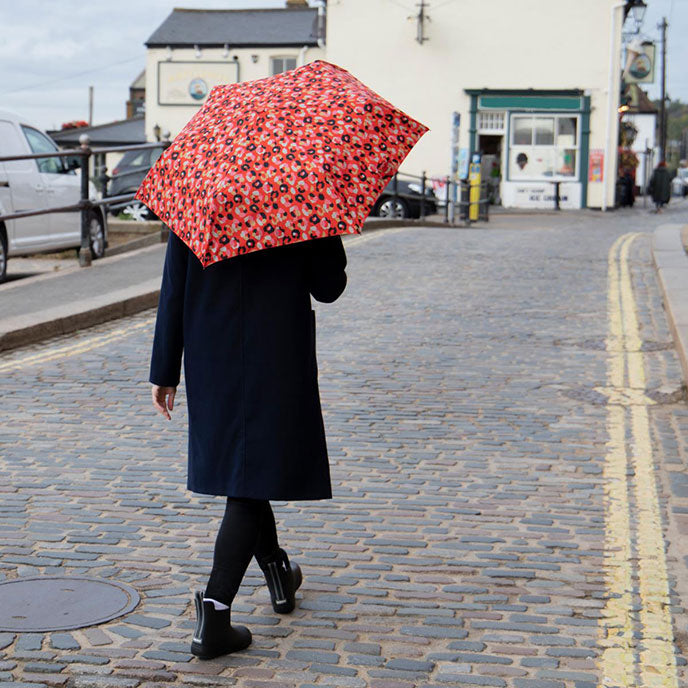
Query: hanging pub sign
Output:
[[625, 42, 656, 84]]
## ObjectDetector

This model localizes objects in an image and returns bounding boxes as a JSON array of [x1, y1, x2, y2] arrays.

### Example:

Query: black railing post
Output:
[[444, 175, 450, 223], [392, 172, 399, 212], [78, 135, 92, 267], [553, 181, 561, 211], [420, 170, 426, 219]]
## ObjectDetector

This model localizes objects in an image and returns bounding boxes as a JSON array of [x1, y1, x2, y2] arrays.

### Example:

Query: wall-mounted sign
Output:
[[625, 42, 656, 84], [589, 149, 604, 183], [502, 182, 581, 209], [158, 61, 239, 106]]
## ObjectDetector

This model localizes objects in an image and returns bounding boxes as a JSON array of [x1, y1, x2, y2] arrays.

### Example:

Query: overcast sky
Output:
[[0, 0, 686, 131]]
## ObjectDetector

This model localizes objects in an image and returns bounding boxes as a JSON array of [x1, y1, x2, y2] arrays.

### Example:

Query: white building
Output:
[[143, 4, 325, 142], [325, 0, 644, 210], [145, 0, 643, 210]]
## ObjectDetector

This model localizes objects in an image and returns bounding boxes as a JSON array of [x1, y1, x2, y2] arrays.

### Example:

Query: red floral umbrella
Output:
[[135, 60, 428, 267]]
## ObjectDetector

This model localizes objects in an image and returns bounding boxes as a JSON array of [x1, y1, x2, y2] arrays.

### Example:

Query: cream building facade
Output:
[[325, 0, 639, 210]]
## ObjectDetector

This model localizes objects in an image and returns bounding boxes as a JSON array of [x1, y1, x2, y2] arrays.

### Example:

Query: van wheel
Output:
[[0, 230, 7, 283], [89, 212, 106, 259]]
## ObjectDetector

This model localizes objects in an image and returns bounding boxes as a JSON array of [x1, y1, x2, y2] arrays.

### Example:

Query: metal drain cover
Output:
[[0, 576, 140, 632]]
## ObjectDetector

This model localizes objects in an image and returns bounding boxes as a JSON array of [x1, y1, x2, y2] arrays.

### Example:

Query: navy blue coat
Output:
[[149, 231, 347, 500]]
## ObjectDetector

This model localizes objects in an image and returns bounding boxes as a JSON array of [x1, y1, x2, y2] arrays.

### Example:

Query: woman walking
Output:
[[150, 230, 347, 659]]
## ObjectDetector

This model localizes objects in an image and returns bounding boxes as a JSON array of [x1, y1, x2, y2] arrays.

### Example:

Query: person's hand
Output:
[[152, 385, 176, 420]]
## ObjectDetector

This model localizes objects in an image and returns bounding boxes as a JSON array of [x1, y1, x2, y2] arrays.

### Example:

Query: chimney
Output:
[[286, 0, 308, 6]]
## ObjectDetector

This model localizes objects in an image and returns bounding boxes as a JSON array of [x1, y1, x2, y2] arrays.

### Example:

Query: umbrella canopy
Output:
[[135, 60, 428, 267]]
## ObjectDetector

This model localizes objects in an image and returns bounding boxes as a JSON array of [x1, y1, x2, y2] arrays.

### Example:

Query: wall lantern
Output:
[[153, 124, 161, 142], [625, 0, 647, 24], [251, 54, 259, 64]]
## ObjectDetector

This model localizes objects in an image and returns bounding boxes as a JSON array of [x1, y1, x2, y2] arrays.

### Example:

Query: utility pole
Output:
[[658, 17, 667, 163], [88, 85, 94, 127]]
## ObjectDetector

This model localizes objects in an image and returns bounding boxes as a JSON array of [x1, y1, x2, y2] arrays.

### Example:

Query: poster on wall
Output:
[[457, 148, 470, 180], [588, 149, 604, 183], [158, 61, 240, 105]]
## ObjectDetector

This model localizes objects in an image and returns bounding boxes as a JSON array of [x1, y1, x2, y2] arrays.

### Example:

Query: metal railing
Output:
[[381, 170, 489, 225], [0, 137, 169, 267], [0, 137, 490, 272]]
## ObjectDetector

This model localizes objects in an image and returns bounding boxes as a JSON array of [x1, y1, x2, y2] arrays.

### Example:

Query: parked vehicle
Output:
[[106, 147, 163, 220], [671, 168, 688, 197], [371, 178, 438, 219], [0, 109, 107, 282]]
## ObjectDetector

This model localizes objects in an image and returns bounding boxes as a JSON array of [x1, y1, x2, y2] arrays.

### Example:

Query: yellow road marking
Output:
[[599, 234, 635, 687], [0, 319, 153, 373], [599, 232, 679, 688], [345, 225, 412, 248]]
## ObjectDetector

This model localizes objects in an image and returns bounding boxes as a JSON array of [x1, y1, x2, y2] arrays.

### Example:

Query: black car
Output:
[[371, 178, 438, 219], [106, 147, 163, 219]]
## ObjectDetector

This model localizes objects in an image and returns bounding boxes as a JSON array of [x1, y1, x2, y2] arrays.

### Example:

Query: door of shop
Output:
[[479, 134, 503, 205]]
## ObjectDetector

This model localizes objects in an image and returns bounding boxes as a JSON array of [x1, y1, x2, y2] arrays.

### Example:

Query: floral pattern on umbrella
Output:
[[135, 60, 428, 267]]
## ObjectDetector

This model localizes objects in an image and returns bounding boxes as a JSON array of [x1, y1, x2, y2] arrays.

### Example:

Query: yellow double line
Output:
[[599, 233, 678, 687], [0, 319, 153, 373]]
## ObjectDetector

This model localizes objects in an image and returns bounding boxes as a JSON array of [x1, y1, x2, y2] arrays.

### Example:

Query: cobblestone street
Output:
[[2, 205, 688, 687]]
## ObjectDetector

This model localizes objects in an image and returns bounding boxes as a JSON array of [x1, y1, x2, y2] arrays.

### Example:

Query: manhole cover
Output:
[[0, 576, 140, 632]]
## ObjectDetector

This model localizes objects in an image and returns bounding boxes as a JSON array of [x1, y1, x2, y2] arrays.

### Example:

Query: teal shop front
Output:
[[466, 90, 591, 209]]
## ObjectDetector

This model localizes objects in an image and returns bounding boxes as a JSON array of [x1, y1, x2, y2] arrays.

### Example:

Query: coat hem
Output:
[[188, 484, 333, 501]]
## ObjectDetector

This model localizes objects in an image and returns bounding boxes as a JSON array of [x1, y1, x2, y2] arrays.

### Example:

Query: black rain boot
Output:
[[258, 547, 303, 614], [190, 591, 252, 659]]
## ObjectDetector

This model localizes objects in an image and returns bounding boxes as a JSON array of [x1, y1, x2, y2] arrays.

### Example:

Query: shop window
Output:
[[509, 114, 579, 180], [271, 57, 297, 75]]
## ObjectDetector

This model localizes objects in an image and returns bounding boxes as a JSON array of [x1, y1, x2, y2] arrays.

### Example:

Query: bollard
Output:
[[420, 170, 426, 219], [444, 175, 450, 224], [78, 134, 92, 267], [553, 181, 561, 211]]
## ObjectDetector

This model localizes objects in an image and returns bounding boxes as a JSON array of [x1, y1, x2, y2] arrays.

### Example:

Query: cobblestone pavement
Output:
[[2, 203, 688, 688]]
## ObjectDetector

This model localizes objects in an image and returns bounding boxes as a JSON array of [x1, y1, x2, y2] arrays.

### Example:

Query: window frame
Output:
[[270, 56, 298, 76], [507, 113, 581, 182], [21, 125, 67, 175]]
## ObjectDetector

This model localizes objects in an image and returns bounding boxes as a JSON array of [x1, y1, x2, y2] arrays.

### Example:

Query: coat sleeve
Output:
[[307, 235, 347, 303], [149, 231, 188, 386]]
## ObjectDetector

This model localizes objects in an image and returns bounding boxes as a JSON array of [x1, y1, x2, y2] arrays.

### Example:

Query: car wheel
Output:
[[0, 229, 7, 284], [376, 197, 409, 219], [122, 200, 155, 222], [89, 212, 106, 259]]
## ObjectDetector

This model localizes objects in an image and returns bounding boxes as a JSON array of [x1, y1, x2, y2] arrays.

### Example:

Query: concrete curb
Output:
[[0, 279, 160, 353], [652, 224, 688, 387]]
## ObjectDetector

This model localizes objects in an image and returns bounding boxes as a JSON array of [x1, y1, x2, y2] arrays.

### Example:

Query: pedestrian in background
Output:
[[150, 232, 347, 659], [649, 161, 671, 213]]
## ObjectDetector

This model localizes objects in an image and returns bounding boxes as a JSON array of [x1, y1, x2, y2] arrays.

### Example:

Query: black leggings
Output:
[[204, 497, 280, 606]]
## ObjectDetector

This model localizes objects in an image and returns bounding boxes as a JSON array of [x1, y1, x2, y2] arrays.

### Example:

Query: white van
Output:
[[0, 110, 108, 282]]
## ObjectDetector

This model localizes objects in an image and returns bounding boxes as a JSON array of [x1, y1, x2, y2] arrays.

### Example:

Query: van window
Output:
[[21, 126, 66, 174], [0, 121, 32, 172]]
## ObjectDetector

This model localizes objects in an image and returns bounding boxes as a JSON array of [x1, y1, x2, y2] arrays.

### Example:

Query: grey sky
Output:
[[0, 0, 686, 132]]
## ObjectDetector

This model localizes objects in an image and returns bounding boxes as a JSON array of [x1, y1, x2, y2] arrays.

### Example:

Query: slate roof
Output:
[[49, 117, 146, 147], [145, 8, 321, 48]]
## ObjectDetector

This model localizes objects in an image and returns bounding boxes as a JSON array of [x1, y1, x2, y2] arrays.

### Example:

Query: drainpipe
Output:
[[603, 1, 626, 211], [316, 0, 326, 49], [298, 45, 309, 66]]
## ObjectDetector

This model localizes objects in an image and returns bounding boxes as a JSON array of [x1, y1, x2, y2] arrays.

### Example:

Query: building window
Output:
[[271, 57, 297, 75], [509, 114, 579, 180], [478, 111, 505, 133]]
